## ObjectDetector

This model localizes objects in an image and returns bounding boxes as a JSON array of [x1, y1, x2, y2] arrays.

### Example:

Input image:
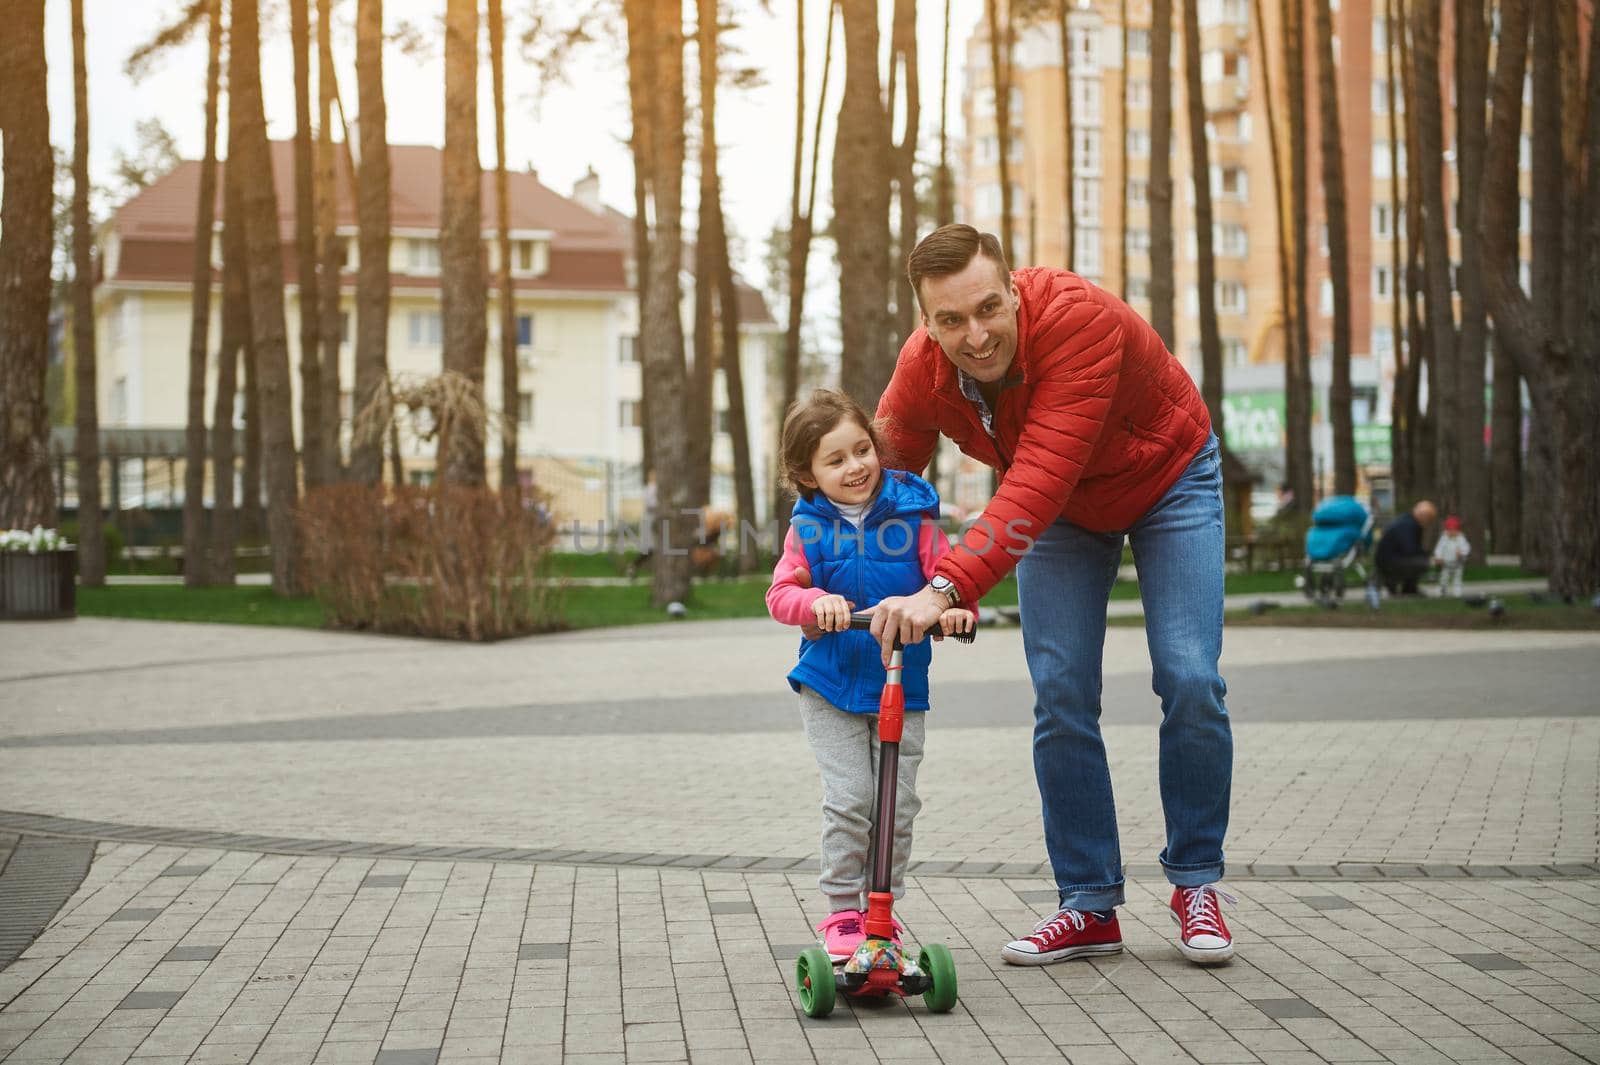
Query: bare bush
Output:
[[298, 482, 562, 641]]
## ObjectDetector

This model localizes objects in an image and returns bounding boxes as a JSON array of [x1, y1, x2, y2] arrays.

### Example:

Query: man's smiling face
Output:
[[919, 254, 1020, 384]]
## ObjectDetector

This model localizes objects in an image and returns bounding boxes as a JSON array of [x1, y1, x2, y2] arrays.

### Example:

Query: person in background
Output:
[[1374, 499, 1438, 595], [1431, 515, 1471, 597]]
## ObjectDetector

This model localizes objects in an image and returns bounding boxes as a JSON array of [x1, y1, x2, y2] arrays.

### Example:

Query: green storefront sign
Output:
[[1353, 423, 1392, 466], [1221, 392, 1285, 451]]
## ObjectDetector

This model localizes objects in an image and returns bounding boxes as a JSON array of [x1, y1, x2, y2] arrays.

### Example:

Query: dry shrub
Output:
[[297, 483, 562, 640]]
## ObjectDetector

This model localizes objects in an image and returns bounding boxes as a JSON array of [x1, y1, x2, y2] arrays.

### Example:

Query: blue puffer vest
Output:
[[787, 470, 940, 713]]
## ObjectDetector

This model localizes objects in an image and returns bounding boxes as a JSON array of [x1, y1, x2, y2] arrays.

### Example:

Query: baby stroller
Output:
[[1301, 495, 1374, 607]]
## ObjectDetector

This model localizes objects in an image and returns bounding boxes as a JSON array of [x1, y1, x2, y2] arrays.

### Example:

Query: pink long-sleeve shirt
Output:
[[765, 518, 963, 626]]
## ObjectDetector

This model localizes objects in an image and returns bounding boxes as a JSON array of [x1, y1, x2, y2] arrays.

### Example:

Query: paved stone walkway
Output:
[[0, 613, 1596, 1064]]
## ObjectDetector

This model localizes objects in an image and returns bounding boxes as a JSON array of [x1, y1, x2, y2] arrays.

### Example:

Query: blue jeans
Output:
[[1015, 433, 1231, 911]]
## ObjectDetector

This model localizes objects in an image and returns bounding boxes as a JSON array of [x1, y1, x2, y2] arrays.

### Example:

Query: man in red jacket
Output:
[[868, 225, 1235, 967]]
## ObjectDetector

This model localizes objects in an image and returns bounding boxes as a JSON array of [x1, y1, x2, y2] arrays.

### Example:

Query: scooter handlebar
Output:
[[848, 611, 976, 644]]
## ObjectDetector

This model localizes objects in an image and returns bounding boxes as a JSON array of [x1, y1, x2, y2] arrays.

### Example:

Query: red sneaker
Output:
[[1170, 885, 1236, 964], [1000, 908, 1123, 966]]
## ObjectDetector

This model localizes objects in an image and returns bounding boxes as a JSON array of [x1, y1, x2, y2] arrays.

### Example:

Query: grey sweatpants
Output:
[[798, 685, 926, 913]]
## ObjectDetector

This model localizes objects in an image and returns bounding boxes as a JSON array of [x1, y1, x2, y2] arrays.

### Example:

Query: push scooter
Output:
[[795, 612, 974, 1018]]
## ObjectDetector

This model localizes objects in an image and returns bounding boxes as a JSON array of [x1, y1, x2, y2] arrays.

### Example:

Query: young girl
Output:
[[766, 389, 974, 963]]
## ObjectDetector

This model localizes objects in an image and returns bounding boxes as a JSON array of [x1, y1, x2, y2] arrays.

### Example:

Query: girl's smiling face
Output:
[[803, 418, 882, 507]]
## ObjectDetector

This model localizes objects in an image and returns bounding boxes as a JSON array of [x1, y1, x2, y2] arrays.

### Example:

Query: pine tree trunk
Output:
[[987, 0, 1014, 260], [182, 0, 221, 587], [698, 0, 758, 571], [0, 0, 56, 531], [210, 148, 249, 584], [489, 0, 518, 502], [1181, 0, 1220, 429], [1284, 0, 1312, 510], [1117, 0, 1128, 295], [1488, 342, 1521, 554], [1147, 0, 1174, 351], [1454, 0, 1490, 547], [937, 0, 954, 226], [1058, 0, 1074, 271], [291, 0, 322, 490], [440, 0, 487, 486], [1255, 0, 1294, 507], [1398, 0, 1433, 497], [316, 0, 342, 484], [350, 0, 390, 486], [1383, 0, 1409, 504], [835, 0, 895, 408], [73, 0, 107, 585], [232, 0, 301, 594], [1412, 0, 1457, 514], [624, 0, 694, 607], [1314, 0, 1354, 495], [890, 0, 919, 341]]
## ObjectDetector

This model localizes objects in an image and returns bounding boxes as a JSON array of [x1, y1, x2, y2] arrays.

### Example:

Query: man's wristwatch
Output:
[[928, 575, 961, 606]]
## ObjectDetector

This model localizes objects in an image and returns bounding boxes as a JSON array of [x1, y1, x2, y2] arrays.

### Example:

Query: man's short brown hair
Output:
[[906, 223, 1012, 308]]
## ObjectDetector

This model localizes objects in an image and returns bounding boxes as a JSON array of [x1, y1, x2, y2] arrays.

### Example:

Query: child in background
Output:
[[1432, 515, 1471, 597], [766, 389, 974, 963]]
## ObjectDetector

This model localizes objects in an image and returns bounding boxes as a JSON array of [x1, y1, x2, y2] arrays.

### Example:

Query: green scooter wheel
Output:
[[796, 947, 836, 1017], [919, 943, 958, 1013]]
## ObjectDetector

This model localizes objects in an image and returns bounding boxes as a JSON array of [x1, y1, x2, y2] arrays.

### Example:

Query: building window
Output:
[[1218, 223, 1247, 257], [518, 391, 534, 427], [715, 408, 730, 436], [1127, 227, 1151, 254], [1075, 130, 1100, 173], [1320, 277, 1334, 316], [1073, 78, 1101, 116], [408, 238, 441, 274], [620, 399, 642, 429], [1127, 128, 1150, 158], [340, 311, 350, 345], [1128, 78, 1150, 109], [1075, 227, 1102, 277], [340, 390, 353, 422], [1374, 264, 1392, 299], [1217, 280, 1247, 314], [1127, 276, 1150, 300], [1374, 203, 1392, 239], [516, 314, 533, 348], [408, 311, 442, 346], [1128, 28, 1150, 57], [1372, 326, 1395, 357], [516, 240, 535, 272], [1217, 166, 1247, 199], [619, 335, 639, 363], [1223, 338, 1248, 368], [1128, 178, 1148, 205]]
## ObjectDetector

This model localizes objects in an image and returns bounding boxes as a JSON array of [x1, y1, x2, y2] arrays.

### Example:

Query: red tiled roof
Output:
[[109, 141, 627, 290]]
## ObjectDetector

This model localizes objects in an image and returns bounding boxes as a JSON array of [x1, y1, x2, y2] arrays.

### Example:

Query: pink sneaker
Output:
[[816, 910, 866, 963]]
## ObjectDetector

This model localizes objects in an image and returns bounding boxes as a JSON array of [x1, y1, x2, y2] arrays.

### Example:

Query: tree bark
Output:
[[835, 0, 895, 408], [181, 0, 221, 586], [73, 0, 106, 585], [490, 0, 519, 502], [1118, 0, 1128, 295], [890, 0, 920, 340], [440, 0, 487, 486], [1147, 0, 1174, 351], [1383, 0, 1409, 504], [0, 0, 56, 531], [210, 128, 249, 584], [698, 0, 758, 571], [1412, 0, 1457, 513], [624, 0, 694, 607], [350, 0, 391, 486], [1489, 341, 1522, 554], [987, 0, 1015, 259], [936, 0, 954, 226], [230, 0, 300, 594], [1283, 0, 1312, 509], [1255, 0, 1295, 505], [291, 0, 322, 489], [1057, 0, 1075, 271], [1398, 0, 1433, 498], [316, 0, 342, 483], [1313, 0, 1353, 495], [1181, 0, 1220, 429], [1453, 0, 1489, 547]]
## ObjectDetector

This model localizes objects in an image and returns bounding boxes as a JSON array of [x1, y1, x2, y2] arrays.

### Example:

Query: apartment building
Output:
[[95, 143, 780, 523], [960, 0, 1541, 492]]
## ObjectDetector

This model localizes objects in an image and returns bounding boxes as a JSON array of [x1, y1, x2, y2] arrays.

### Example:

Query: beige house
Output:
[[96, 142, 780, 525]]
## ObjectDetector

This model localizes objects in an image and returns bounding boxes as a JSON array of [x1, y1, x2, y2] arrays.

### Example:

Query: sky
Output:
[[43, 0, 986, 295]]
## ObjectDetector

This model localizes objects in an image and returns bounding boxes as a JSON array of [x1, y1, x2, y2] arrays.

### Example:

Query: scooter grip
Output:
[[848, 612, 976, 644]]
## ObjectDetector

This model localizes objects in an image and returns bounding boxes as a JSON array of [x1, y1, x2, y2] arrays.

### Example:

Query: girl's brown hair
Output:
[[780, 388, 884, 501]]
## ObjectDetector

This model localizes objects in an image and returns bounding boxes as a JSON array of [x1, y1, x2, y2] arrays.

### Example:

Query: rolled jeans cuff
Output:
[[1160, 856, 1226, 888], [1058, 882, 1126, 912]]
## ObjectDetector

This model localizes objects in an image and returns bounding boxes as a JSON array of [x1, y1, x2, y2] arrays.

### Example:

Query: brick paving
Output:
[[0, 616, 1596, 1064]]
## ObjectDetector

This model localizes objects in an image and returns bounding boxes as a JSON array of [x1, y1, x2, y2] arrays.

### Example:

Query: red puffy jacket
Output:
[[876, 266, 1212, 605]]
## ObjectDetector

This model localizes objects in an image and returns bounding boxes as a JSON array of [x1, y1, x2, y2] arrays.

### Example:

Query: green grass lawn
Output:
[[1221, 592, 1600, 631], [76, 563, 1553, 635]]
